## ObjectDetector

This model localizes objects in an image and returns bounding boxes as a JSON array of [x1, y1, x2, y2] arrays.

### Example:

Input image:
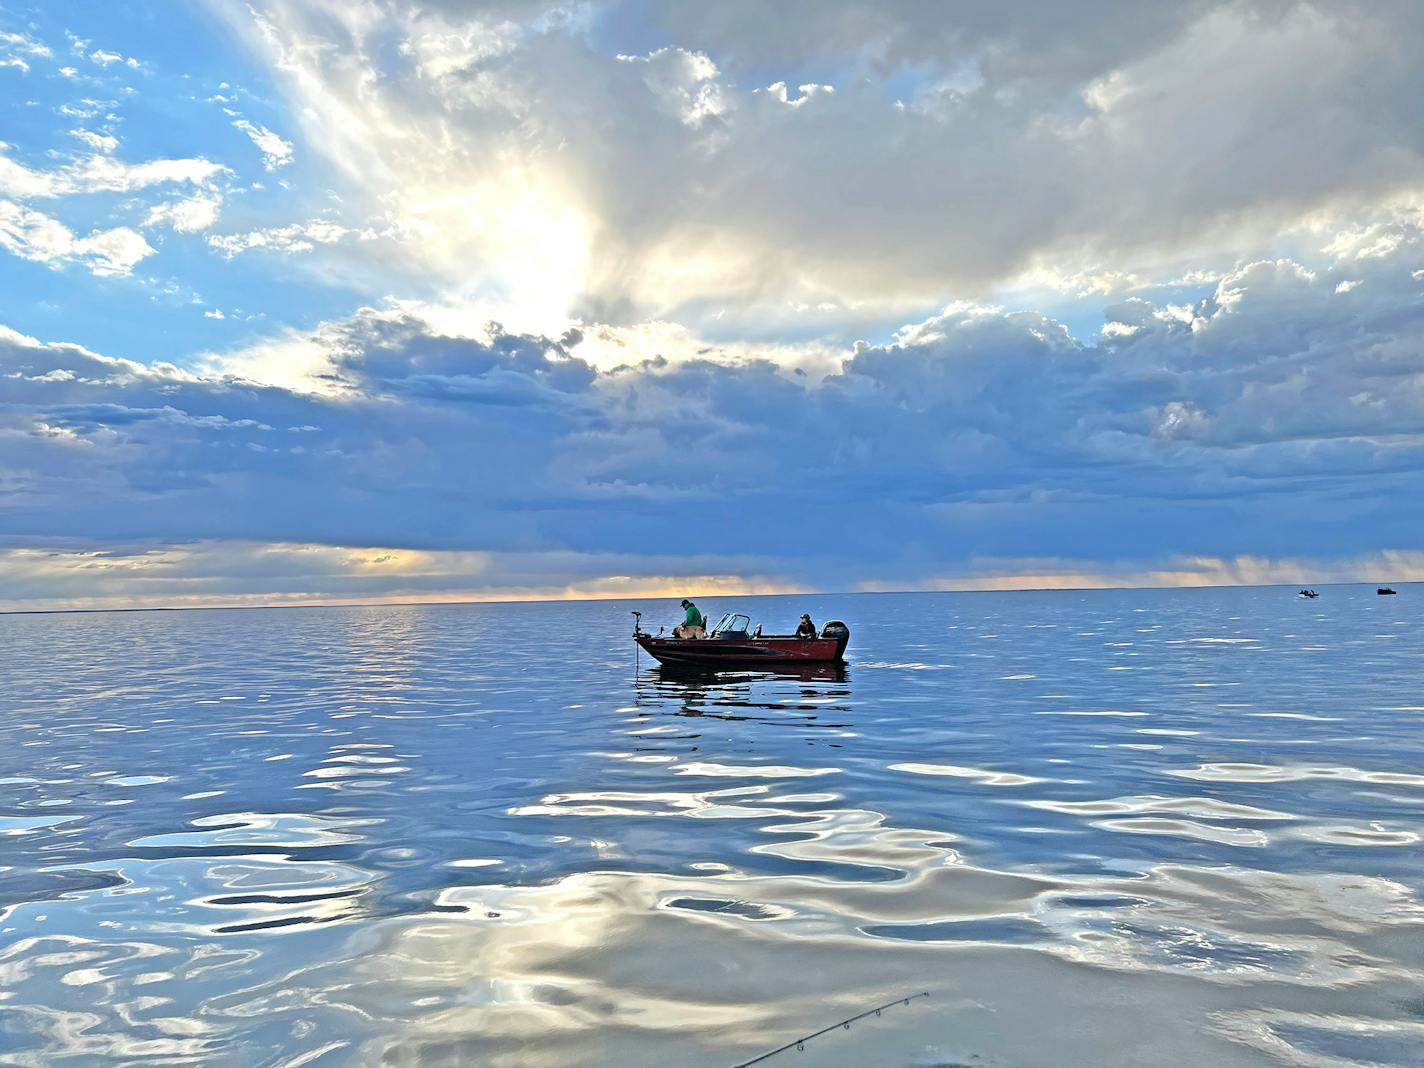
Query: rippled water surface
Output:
[[4, 587, 1424, 1066]]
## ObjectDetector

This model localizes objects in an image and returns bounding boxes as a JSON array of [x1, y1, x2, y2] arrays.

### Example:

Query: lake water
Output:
[[3, 586, 1424, 1066]]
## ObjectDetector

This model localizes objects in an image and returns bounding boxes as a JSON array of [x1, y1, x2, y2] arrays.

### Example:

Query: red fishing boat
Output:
[[633, 611, 850, 668]]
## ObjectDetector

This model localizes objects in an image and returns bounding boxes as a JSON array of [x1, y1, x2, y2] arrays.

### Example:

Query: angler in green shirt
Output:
[[674, 598, 706, 638]]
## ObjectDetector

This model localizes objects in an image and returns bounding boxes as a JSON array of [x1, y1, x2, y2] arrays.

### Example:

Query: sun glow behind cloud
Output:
[[413, 172, 592, 329], [209, 0, 1424, 331]]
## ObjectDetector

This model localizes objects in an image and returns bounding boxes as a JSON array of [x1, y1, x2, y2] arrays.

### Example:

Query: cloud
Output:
[[0, 540, 802, 612], [89, 48, 140, 70], [0, 25, 238, 282], [207, 0, 1424, 328], [0, 135, 227, 273], [6, 3, 1424, 609], [0, 200, 154, 276], [643, 0, 1214, 86], [0, 29, 52, 73], [231, 118, 294, 170], [68, 155, 228, 195], [0, 145, 227, 200], [144, 194, 223, 233], [206, 219, 361, 257], [618, 48, 727, 127], [865, 550, 1424, 594], [69, 129, 120, 154], [0, 151, 64, 199], [4, 226, 1424, 607], [23, 537, 1423, 614]]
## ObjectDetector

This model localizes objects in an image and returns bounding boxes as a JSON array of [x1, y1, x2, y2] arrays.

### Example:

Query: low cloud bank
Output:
[[4, 224, 1424, 608], [1, 541, 1417, 614]]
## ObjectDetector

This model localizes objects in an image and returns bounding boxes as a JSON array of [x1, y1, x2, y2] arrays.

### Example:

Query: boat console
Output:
[[710, 612, 752, 639]]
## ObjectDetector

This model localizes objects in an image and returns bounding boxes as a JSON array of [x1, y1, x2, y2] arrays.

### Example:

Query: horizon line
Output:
[[0, 577, 1409, 618]]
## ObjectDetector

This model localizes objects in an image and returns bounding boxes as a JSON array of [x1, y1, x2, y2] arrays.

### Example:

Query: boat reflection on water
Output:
[[634, 663, 854, 729], [646, 662, 850, 685]]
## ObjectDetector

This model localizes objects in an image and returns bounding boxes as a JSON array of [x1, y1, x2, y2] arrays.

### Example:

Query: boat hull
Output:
[[636, 634, 847, 667]]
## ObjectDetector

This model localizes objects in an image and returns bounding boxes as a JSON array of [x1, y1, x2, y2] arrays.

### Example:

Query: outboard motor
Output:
[[819, 620, 851, 661]]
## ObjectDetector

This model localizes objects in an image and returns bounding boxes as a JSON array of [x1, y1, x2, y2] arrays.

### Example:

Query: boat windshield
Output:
[[710, 612, 752, 636]]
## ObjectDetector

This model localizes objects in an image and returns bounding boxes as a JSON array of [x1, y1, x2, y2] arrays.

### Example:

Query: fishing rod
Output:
[[730, 991, 930, 1067]]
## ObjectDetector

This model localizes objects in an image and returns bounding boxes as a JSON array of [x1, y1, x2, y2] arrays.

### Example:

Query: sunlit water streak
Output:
[[2, 586, 1423, 1066]]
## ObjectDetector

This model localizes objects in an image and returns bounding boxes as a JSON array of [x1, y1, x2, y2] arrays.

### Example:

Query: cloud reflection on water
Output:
[[2, 589, 1424, 1065]]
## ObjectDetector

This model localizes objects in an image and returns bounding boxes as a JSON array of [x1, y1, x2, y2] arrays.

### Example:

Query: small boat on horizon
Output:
[[1298, 589, 1319, 598], [1378, 587, 1397, 595], [634, 611, 851, 668]]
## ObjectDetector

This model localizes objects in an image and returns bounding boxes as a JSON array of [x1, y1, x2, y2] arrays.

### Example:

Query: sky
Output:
[[2, 0, 1424, 611]]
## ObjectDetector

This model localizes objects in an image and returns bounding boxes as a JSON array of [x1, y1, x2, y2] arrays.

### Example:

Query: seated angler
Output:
[[795, 613, 817, 639], [673, 598, 706, 638]]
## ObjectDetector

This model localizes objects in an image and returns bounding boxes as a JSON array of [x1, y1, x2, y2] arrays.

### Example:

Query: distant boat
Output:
[[635, 611, 851, 667], [1378, 587, 1397, 595], [1298, 589, 1318, 598]]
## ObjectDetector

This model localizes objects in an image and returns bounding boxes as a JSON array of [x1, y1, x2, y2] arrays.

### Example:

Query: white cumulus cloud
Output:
[[207, 219, 361, 257], [232, 118, 294, 170], [0, 146, 227, 199], [144, 194, 223, 233], [0, 199, 154, 276], [89, 48, 140, 69], [0, 30, 52, 73], [69, 129, 119, 154]]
